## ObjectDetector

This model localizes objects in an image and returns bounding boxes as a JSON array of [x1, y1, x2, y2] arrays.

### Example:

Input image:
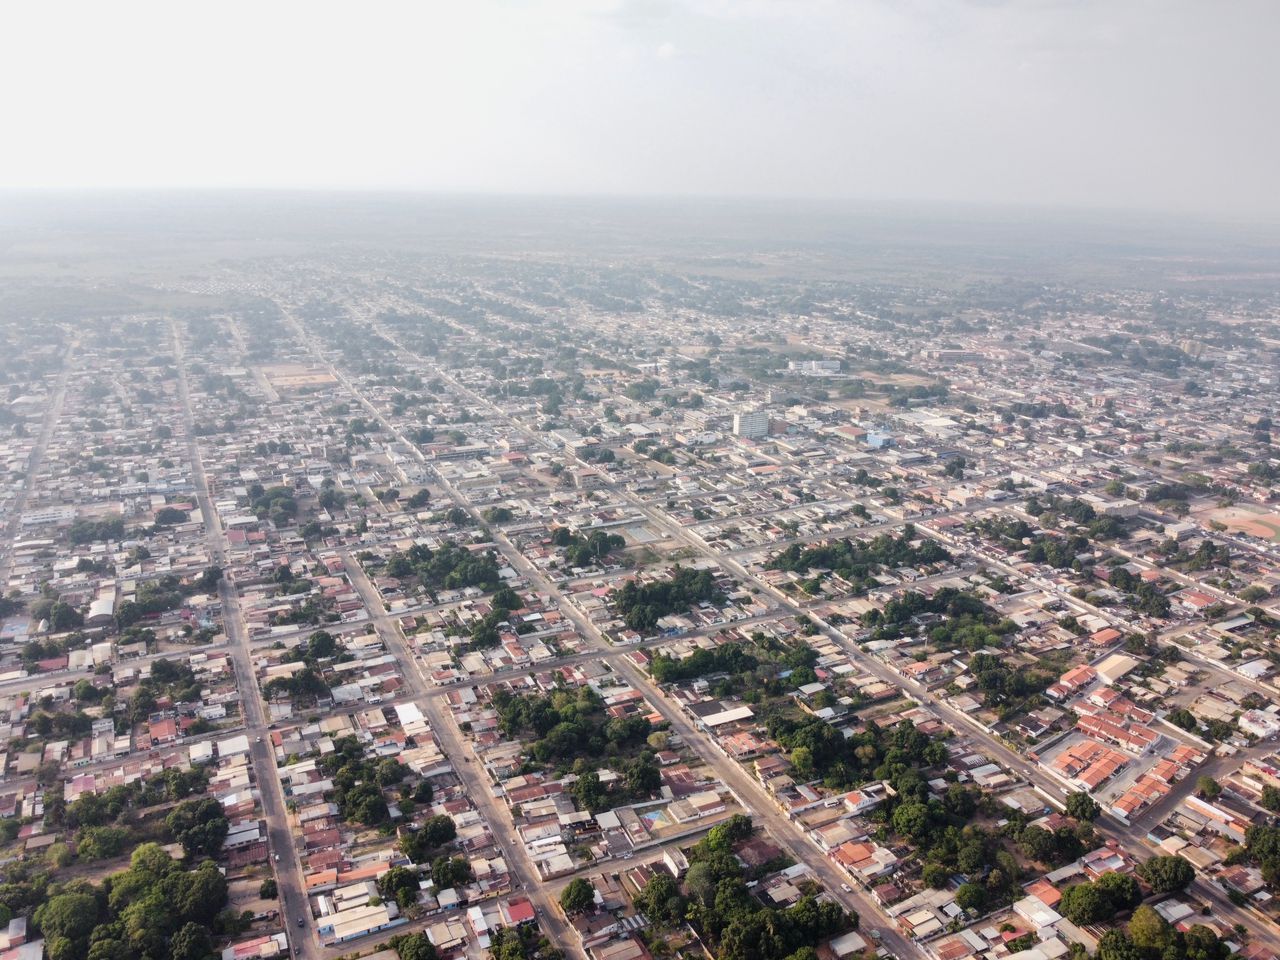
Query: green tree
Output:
[[1065, 791, 1101, 822], [625, 753, 661, 795], [390, 933, 437, 960], [375, 758, 408, 787], [78, 825, 134, 860], [46, 842, 72, 869], [705, 814, 753, 854], [560, 877, 595, 915], [1183, 925, 1230, 960], [378, 866, 420, 909], [488, 926, 559, 960], [87, 939, 130, 960], [683, 860, 720, 908], [922, 864, 950, 889], [1128, 904, 1173, 952], [130, 841, 178, 880], [1019, 825, 1057, 864], [572, 770, 607, 812], [891, 800, 933, 842], [1095, 871, 1141, 912], [170, 921, 214, 960], [1197, 776, 1222, 800], [307, 630, 337, 658], [195, 565, 223, 593], [633, 872, 685, 927], [1059, 882, 1111, 925], [420, 814, 457, 846], [34, 892, 100, 944], [955, 883, 986, 912], [49, 601, 84, 633], [1137, 855, 1194, 894], [176, 861, 230, 925], [166, 797, 229, 857], [430, 856, 471, 890], [1096, 930, 1141, 960]]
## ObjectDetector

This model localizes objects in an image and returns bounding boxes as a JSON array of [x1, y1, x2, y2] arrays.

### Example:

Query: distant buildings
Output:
[[787, 360, 841, 376]]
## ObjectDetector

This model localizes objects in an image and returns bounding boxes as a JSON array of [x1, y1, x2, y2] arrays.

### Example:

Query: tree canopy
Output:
[[32, 844, 230, 960]]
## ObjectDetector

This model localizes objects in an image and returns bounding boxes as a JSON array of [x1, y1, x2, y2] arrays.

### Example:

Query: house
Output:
[[841, 781, 892, 816], [1049, 739, 1128, 790], [1089, 628, 1122, 648], [1013, 894, 1063, 931], [832, 840, 899, 881], [1046, 665, 1096, 701], [318, 902, 406, 944], [589, 935, 652, 960], [221, 934, 289, 960], [1094, 654, 1140, 686], [1175, 590, 1218, 614], [1239, 710, 1280, 739], [827, 931, 868, 958], [149, 718, 179, 745]]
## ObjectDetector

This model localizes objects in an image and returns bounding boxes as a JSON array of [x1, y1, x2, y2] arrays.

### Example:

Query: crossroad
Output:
[[341, 551, 587, 960], [182, 297, 1280, 960], [328, 314, 927, 958], [351, 304, 1280, 952]]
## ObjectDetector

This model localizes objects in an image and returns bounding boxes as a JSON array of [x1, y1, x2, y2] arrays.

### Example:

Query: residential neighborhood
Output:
[[2, 204, 1280, 960]]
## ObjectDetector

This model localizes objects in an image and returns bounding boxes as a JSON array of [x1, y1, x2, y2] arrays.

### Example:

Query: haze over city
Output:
[[3, 0, 1280, 217], [1, 8, 1280, 960]]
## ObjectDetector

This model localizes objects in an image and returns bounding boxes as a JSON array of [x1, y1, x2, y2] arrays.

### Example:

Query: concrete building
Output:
[[732, 409, 769, 439]]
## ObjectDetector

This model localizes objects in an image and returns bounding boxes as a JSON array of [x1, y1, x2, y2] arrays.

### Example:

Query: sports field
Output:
[[1201, 506, 1280, 542]]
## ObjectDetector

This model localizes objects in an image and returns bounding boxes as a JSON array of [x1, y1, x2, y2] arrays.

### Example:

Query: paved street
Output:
[[347, 321, 927, 958], [174, 325, 322, 960], [282, 311, 924, 957], [357, 308, 1280, 954], [0, 343, 74, 586], [159, 301, 1280, 960], [342, 551, 588, 960]]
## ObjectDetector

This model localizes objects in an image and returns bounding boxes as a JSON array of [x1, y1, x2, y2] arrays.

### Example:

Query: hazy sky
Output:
[[3, 0, 1277, 217]]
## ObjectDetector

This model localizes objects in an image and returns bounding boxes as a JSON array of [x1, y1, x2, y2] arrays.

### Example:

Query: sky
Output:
[[2, 0, 1277, 218]]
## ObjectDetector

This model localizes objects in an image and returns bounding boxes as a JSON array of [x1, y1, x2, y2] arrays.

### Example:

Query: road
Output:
[[284, 309, 920, 956], [313, 317, 926, 958], [281, 302, 1280, 955], [0, 342, 74, 586], [0, 636, 233, 699], [173, 323, 322, 960], [342, 550, 587, 960], [365, 307, 1280, 951]]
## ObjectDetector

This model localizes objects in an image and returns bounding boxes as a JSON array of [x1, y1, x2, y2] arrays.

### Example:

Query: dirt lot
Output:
[[1199, 506, 1280, 543]]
